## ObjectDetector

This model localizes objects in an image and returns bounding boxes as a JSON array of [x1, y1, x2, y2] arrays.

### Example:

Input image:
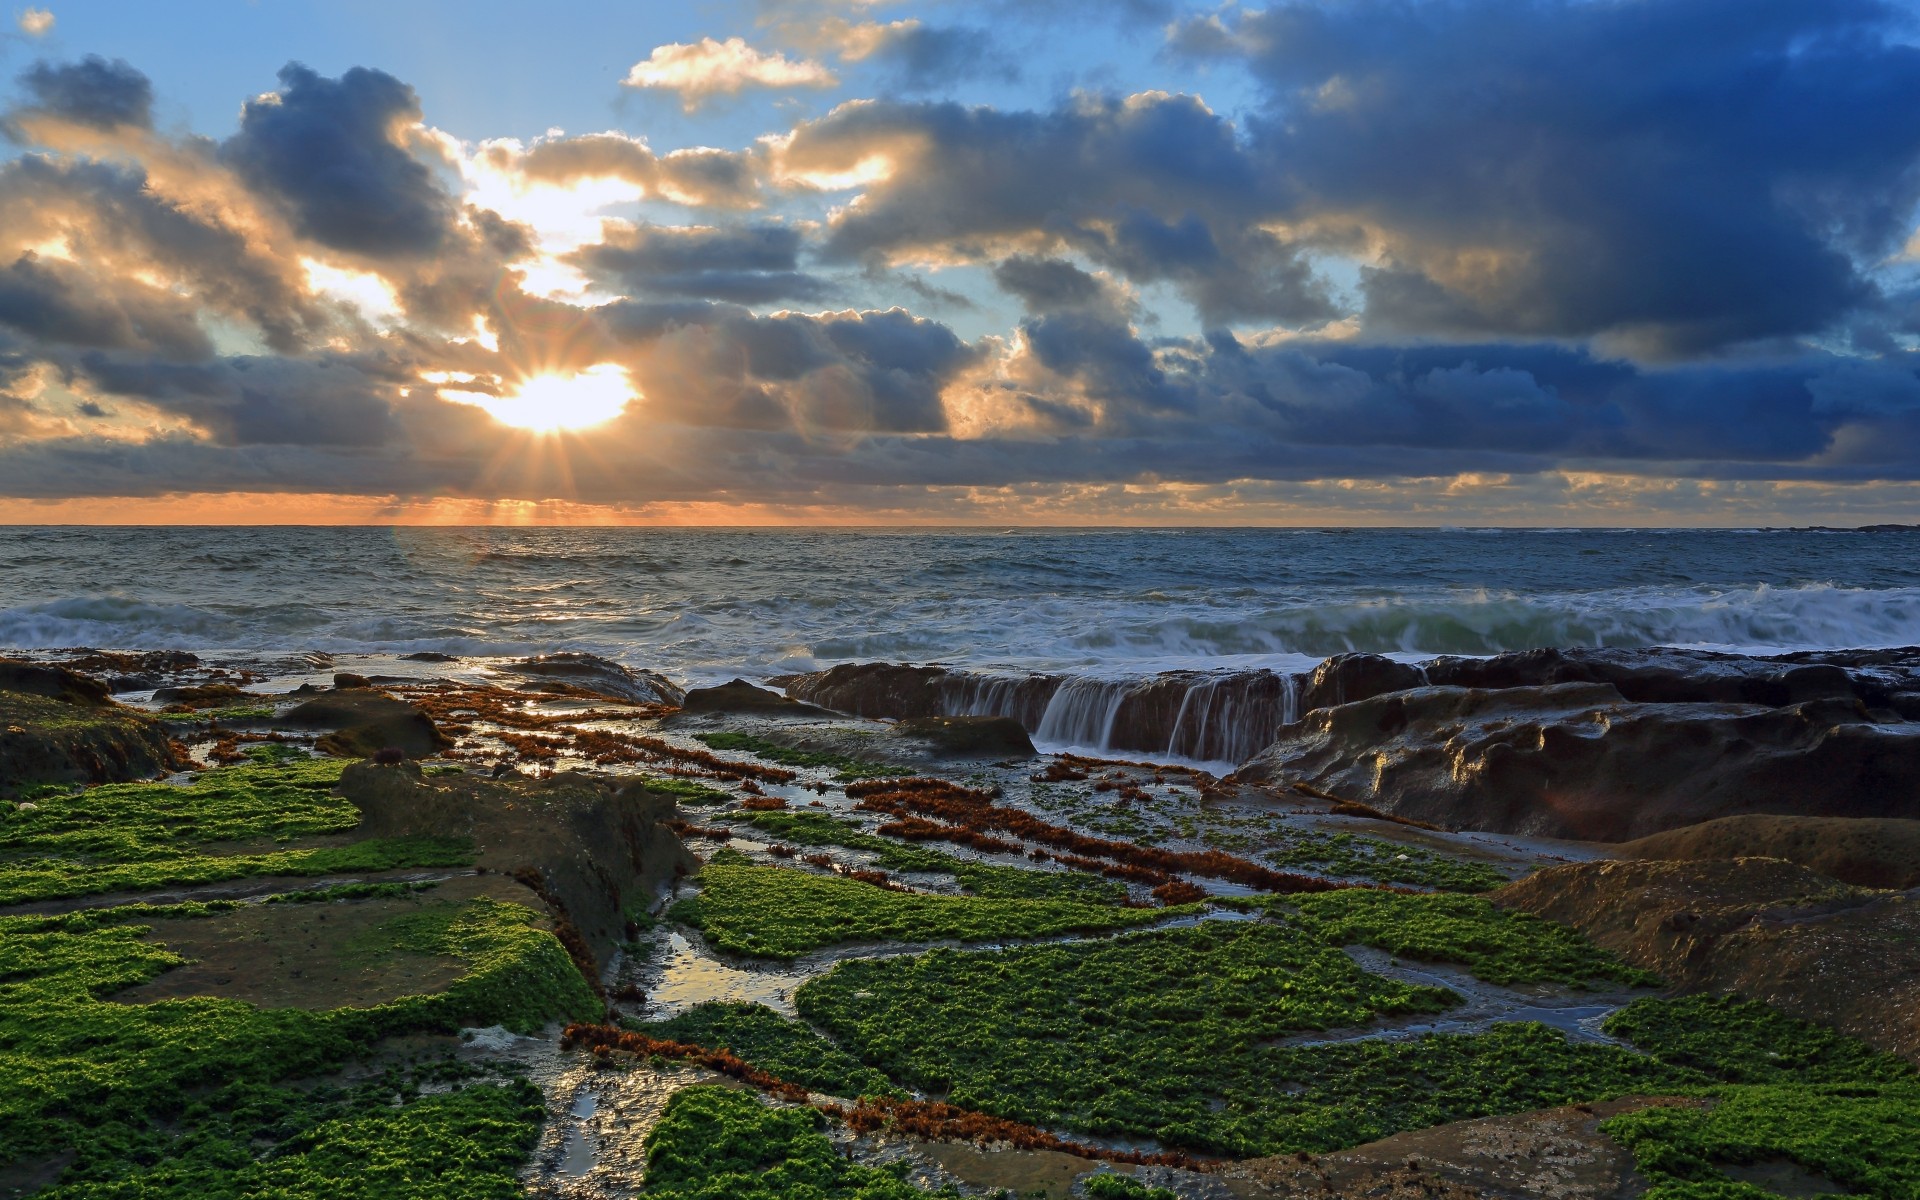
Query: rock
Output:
[[1495, 858, 1920, 1063], [1613, 815, 1920, 890], [337, 761, 697, 966], [1423, 646, 1872, 707], [1297, 653, 1428, 715], [779, 662, 955, 719], [0, 663, 187, 794], [679, 679, 829, 716], [499, 652, 683, 706], [55, 650, 201, 693], [332, 672, 372, 690], [1240, 682, 1920, 840], [0, 659, 111, 707], [401, 651, 459, 663], [151, 683, 253, 709], [281, 688, 451, 760], [892, 715, 1037, 757]]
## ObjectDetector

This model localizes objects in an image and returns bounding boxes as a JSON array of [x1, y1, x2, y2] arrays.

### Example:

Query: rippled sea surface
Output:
[[3, 526, 1918, 683]]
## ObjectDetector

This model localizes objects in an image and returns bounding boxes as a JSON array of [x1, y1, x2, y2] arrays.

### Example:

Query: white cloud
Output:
[[16, 6, 53, 35], [622, 37, 838, 111]]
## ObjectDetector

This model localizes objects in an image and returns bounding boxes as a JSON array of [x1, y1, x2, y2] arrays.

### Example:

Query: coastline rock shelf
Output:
[[780, 646, 1920, 839], [2, 646, 1919, 1198]]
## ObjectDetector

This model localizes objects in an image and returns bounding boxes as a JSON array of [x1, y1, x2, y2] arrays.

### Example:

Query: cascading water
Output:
[[1033, 677, 1137, 750], [918, 668, 1305, 764]]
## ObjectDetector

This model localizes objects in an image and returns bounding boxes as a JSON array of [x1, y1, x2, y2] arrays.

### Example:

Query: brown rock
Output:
[[336, 761, 697, 967], [1495, 858, 1920, 1063], [1614, 815, 1920, 890], [680, 678, 829, 715], [1240, 683, 1920, 840], [893, 714, 1037, 757], [282, 688, 451, 760]]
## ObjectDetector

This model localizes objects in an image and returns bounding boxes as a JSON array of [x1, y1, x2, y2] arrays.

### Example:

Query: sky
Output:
[[3, 1, 1920, 525]]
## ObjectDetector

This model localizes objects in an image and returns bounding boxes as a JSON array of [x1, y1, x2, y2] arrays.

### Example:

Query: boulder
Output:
[[500, 652, 683, 705], [1297, 653, 1427, 715], [1240, 682, 1920, 840], [679, 679, 829, 716], [892, 715, 1037, 757], [0, 662, 187, 793], [0, 659, 111, 707], [281, 688, 451, 760], [151, 683, 254, 709], [337, 761, 697, 967], [777, 662, 954, 719]]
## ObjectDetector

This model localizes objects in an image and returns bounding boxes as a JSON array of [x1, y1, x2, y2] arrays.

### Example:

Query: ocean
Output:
[[3, 526, 1918, 686]]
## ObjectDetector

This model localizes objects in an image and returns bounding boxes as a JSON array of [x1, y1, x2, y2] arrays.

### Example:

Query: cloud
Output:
[[14, 56, 154, 131], [836, 20, 1014, 92], [16, 7, 51, 36], [622, 38, 838, 111], [569, 222, 830, 304], [504, 132, 763, 208], [1171, 0, 1920, 356], [780, 92, 1331, 327], [223, 64, 457, 259], [0, 251, 210, 359]]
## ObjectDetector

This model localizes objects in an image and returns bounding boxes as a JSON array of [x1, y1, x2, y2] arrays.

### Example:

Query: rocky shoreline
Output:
[[3, 642, 1917, 1199]]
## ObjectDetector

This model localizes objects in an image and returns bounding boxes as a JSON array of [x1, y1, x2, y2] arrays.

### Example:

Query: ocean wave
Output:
[[1077, 585, 1920, 661]]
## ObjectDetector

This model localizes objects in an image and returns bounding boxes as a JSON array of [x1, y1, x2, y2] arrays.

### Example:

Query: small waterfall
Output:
[[1033, 677, 1135, 749], [936, 668, 1305, 764], [780, 661, 1312, 765], [936, 673, 1060, 729]]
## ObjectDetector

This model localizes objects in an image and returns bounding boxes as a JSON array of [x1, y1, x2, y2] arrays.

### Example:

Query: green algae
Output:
[[642, 1085, 957, 1200], [668, 852, 1185, 958], [644, 1001, 905, 1099], [0, 894, 599, 1176], [1279, 889, 1661, 987], [693, 732, 897, 779]]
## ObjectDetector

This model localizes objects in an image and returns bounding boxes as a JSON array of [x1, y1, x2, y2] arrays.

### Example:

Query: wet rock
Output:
[[1614, 814, 1920, 890], [679, 679, 829, 716], [778, 662, 955, 719], [401, 651, 459, 662], [1241, 682, 1920, 840], [892, 715, 1037, 758], [151, 683, 253, 708], [55, 649, 201, 693], [1423, 646, 1873, 708], [0, 660, 187, 794], [1496, 858, 1920, 1063], [1298, 653, 1427, 715], [332, 672, 372, 690], [0, 659, 111, 707], [501, 652, 683, 706], [337, 761, 697, 966], [281, 687, 451, 760]]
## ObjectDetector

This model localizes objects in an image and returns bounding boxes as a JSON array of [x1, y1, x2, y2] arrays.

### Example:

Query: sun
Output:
[[444, 364, 635, 433]]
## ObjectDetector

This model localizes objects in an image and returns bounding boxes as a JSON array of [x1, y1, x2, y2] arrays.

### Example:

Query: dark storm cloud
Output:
[[783, 92, 1333, 328], [597, 302, 977, 433], [73, 351, 403, 447], [1173, 0, 1920, 356], [0, 156, 322, 353], [13, 56, 153, 130], [857, 25, 1015, 92], [992, 255, 1114, 314], [223, 64, 456, 258], [570, 223, 831, 304], [0, 252, 211, 359]]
